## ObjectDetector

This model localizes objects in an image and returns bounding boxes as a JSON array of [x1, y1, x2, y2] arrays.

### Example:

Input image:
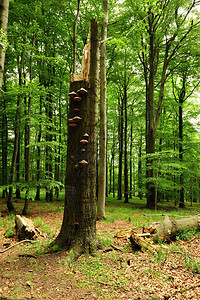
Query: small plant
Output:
[[185, 254, 200, 274], [4, 227, 15, 238], [156, 248, 167, 265], [98, 235, 112, 247], [176, 229, 197, 241]]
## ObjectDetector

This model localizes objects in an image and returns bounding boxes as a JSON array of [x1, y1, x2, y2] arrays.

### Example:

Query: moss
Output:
[[4, 227, 15, 238]]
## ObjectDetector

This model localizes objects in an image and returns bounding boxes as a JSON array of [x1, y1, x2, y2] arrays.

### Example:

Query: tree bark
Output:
[[0, 0, 9, 199], [22, 34, 34, 215], [178, 74, 186, 208], [1, 77, 8, 198], [97, 0, 108, 219], [129, 108, 133, 199], [123, 62, 128, 203], [118, 96, 123, 200], [50, 18, 99, 256], [72, 0, 81, 74], [138, 136, 143, 199], [35, 94, 42, 201], [0, 0, 9, 96]]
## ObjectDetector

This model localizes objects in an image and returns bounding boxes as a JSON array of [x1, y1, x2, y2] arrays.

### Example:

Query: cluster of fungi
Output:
[[68, 88, 89, 170], [68, 88, 88, 127]]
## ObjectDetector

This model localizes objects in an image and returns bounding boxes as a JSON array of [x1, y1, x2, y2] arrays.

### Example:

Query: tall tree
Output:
[[123, 53, 128, 203], [128, 0, 200, 208], [97, 0, 108, 219], [0, 0, 9, 96], [73, 0, 81, 74], [50, 18, 100, 256], [0, 0, 9, 198]]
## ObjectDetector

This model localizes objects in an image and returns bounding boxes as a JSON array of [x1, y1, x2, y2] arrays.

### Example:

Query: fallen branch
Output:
[[129, 233, 158, 253], [110, 243, 123, 252], [0, 240, 36, 254]]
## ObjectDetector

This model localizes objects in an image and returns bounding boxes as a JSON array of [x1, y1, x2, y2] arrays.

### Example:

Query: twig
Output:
[[0, 240, 36, 253], [19, 254, 37, 259], [110, 243, 123, 252], [97, 281, 111, 286]]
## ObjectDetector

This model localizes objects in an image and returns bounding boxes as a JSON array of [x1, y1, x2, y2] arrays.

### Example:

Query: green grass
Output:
[[103, 195, 200, 228]]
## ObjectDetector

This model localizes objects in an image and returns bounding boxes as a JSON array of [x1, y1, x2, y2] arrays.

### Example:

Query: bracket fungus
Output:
[[79, 160, 88, 166], [69, 123, 78, 127], [73, 96, 82, 102], [83, 133, 89, 139], [68, 91, 77, 98], [80, 139, 88, 144], [77, 87, 88, 95], [74, 108, 80, 113], [68, 118, 75, 123], [73, 116, 82, 122]]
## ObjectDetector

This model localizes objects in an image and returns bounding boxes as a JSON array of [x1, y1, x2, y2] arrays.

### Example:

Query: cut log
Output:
[[144, 215, 200, 242], [15, 215, 37, 240], [129, 233, 158, 253]]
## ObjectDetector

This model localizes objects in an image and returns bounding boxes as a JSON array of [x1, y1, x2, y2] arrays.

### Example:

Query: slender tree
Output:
[[97, 0, 108, 219], [0, 0, 9, 96]]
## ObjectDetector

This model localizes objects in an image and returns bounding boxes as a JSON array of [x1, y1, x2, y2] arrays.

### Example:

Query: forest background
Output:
[[1, 0, 200, 214]]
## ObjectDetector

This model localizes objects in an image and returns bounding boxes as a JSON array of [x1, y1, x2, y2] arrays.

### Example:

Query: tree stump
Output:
[[15, 215, 37, 240]]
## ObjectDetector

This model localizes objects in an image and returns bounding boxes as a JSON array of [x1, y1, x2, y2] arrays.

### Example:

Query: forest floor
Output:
[[0, 197, 200, 300]]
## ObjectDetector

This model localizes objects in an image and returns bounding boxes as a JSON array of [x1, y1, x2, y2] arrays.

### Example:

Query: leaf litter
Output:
[[0, 201, 200, 300]]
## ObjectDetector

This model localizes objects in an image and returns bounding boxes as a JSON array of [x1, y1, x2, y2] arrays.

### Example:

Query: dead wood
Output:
[[0, 240, 35, 253], [129, 233, 158, 253], [143, 215, 200, 242], [15, 215, 37, 240]]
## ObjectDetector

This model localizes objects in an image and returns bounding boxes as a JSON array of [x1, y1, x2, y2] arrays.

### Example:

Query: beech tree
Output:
[[97, 0, 108, 220], [125, 0, 200, 208], [0, 0, 9, 95], [0, 0, 9, 199]]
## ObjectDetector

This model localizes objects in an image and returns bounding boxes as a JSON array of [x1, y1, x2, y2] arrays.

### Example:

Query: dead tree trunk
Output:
[[144, 215, 200, 242], [50, 18, 99, 256]]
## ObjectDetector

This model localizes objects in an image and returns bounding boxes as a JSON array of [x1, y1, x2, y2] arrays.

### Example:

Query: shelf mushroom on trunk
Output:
[[49, 18, 100, 256]]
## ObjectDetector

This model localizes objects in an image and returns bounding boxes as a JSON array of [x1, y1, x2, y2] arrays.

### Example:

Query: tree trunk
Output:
[[0, 0, 9, 96], [145, 215, 200, 242], [72, 0, 81, 74], [178, 74, 186, 208], [22, 36, 34, 214], [35, 95, 42, 201], [112, 144, 115, 198], [146, 14, 156, 209], [45, 86, 53, 202], [118, 96, 123, 200], [51, 18, 99, 256], [0, 0, 9, 199], [138, 136, 143, 199], [97, 0, 108, 219], [129, 109, 133, 199], [123, 68, 128, 203], [1, 78, 8, 198]]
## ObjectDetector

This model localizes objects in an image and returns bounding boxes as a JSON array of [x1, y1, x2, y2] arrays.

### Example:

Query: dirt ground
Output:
[[0, 201, 200, 300]]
